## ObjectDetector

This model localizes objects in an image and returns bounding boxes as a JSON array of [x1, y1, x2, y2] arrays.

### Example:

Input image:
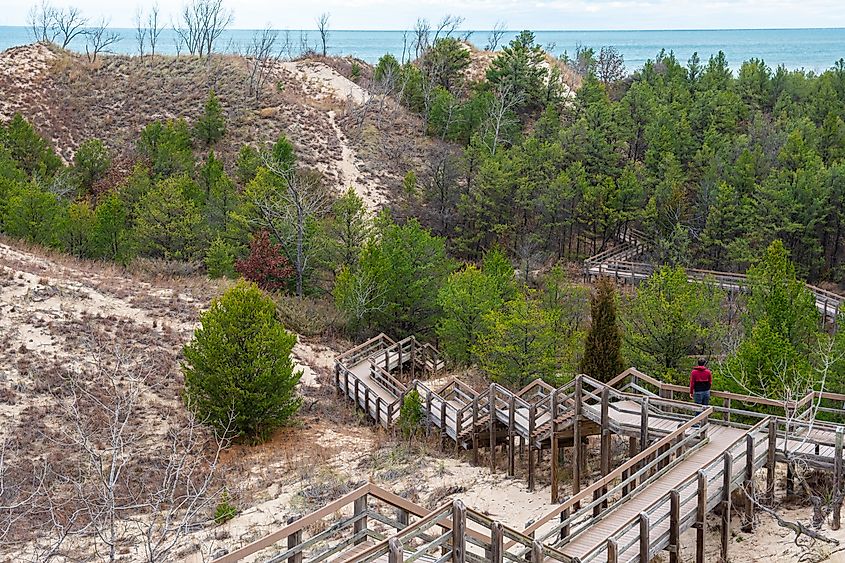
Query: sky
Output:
[[1, 0, 845, 30]]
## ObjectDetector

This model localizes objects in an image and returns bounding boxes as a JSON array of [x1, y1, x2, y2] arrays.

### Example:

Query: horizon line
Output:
[[2, 25, 845, 33]]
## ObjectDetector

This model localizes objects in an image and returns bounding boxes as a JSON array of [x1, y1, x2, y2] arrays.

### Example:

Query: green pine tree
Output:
[[580, 277, 625, 382], [182, 281, 302, 442]]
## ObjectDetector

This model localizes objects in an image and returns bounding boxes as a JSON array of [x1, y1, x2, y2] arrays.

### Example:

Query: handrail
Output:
[[522, 406, 713, 538]]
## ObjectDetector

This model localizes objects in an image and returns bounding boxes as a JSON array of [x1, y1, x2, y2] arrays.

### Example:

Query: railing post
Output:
[[455, 406, 463, 454], [640, 398, 649, 454], [560, 502, 571, 540], [724, 397, 731, 423], [600, 386, 610, 510], [376, 398, 382, 427], [721, 453, 732, 563], [354, 493, 368, 545], [440, 396, 447, 451], [425, 390, 433, 436], [531, 540, 543, 563], [354, 378, 360, 410], [670, 489, 680, 563], [410, 338, 416, 379], [743, 434, 755, 532], [639, 513, 650, 563], [834, 427, 843, 530], [766, 418, 777, 502], [696, 470, 707, 563], [452, 499, 466, 563], [389, 537, 403, 563], [286, 515, 303, 563], [364, 386, 371, 420], [606, 539, 618, 563], [397, 508, 409, 528], [490, 521, 504, 563]]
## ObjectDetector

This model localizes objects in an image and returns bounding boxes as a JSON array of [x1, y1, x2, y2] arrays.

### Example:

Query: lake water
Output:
[[0, 27, 843, 73]]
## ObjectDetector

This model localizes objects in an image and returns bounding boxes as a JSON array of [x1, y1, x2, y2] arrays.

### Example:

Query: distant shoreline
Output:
[[1, 27, 843, 70]]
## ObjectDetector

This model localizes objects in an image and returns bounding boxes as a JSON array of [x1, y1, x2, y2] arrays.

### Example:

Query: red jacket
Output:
[[689, 366, 712, 394]]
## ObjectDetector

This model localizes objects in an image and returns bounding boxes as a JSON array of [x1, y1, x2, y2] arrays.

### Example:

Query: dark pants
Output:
[[693, 390, 710, 406]]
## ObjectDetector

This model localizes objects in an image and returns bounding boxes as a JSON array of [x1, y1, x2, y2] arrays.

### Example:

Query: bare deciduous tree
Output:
[[245, 25, 283, 100], [134, 8, 147, 57], [316, 12, 330, 57], [485, 20, 507, 51], [54, 6, 88, 49], [85, 18, 121, 63], [174, 0, 233, 58], [135, 4, 163, 58], [250, 158, 331, 298], [413, 18, 430, 59], [27, 0, 58, 43], [482, 82, 524, 156], [597, 45, 626, 85]]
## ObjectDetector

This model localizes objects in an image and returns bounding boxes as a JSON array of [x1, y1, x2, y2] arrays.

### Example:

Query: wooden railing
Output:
[[348, 498, 569, 563], [212, 483, 431, 563], [521, 408, 713, 543], [582, 417, 771, 563]]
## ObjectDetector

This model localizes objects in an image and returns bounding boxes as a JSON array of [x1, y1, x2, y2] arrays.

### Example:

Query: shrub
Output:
[[350, 62, 361, 81], [214, 491, 237, 524], [206, 237, 237, 279], [182, 280, 303, 442], [398, 389, 424, 441], [235, 231, 294, 292]]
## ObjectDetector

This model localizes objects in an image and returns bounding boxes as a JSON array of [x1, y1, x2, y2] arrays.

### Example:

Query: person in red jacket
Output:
[[689, 358, 712, 406]]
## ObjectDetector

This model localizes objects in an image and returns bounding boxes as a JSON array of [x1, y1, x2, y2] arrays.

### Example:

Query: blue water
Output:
[[0, 26, 843, 72]]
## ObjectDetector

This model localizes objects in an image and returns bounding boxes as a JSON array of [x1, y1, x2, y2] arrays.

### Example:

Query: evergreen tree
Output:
[[182, 281, 302, 442], [579, 277, 624, 382], [194, 89, 226, 146], [74, 138, 111, 191]]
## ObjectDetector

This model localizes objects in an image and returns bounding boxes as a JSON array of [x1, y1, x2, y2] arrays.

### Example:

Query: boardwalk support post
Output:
[[573, 376, 583, 507], [425, 390, 432, 436], [639, 512, 650, 563], [508, 395, 516, 478], [452, 499, 466, 563], [835, 427, 843, 530], [551, 390, 559, 503], [640, 398, 649, 454], [472, 396, 479, 465], [721, 452, 732, 563], [489, 385, 496, 473], [696, 470, 707, 563], [670, 489, 680, 563], [528, 402, 537, 492]]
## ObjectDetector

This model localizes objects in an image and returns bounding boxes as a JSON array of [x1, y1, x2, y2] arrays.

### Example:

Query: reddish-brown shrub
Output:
[[235, 231, 294, 292]]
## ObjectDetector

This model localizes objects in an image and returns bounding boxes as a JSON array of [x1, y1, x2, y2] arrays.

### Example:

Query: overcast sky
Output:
[[2, 0, 845, 30]]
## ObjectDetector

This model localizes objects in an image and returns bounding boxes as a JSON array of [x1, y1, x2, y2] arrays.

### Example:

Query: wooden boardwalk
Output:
[[584, 230, 844, 323], [215, 336, 845, 563]]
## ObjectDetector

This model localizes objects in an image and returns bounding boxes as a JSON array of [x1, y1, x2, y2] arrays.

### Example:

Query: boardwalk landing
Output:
[[214, 336, 845, 563]]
